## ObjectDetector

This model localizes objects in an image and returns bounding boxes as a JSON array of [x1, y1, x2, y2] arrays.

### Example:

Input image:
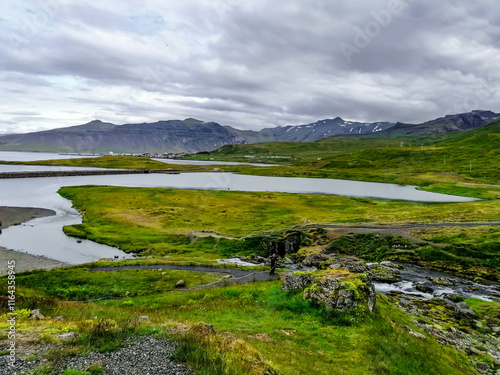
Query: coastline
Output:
[[0, 206, 69, 276]]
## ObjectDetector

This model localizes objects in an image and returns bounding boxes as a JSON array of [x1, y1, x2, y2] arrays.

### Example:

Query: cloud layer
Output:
[[1, 0, 499, 133]]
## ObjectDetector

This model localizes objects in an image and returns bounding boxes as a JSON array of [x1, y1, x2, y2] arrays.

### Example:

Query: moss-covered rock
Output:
[[369, 264, 401, 283], [282, 269, 376, 313]]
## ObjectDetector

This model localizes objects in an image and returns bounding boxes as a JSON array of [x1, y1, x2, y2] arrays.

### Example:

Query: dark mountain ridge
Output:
[[225, 117, 395, 143], [0, 118, 246, 154], [354, 110, 500, 139], [0, 110, 498, 154]]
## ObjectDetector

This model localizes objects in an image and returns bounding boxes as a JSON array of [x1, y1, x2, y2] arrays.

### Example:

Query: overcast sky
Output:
[[1, 0, 499, 133]]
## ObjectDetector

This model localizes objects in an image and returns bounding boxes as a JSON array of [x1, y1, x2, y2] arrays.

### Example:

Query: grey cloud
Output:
[[1, 0, 500, 132]]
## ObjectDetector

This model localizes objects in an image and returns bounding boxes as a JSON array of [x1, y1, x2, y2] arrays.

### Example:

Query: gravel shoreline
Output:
[[0, 335, 193, 375], [0, 206, 68, 276]]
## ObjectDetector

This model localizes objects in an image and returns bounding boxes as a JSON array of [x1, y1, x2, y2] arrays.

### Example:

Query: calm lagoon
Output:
[[0, 152, 476, 264]]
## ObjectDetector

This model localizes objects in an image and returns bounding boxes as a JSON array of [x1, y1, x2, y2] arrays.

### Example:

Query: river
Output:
[[0, 152, 478, 265]]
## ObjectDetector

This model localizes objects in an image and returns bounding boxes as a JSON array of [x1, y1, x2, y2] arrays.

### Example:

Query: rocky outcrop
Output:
[[282, 272, 312, 291], [261, 231, 302, 257], [369, 264, 401, 283], [454, 302, 478, 320], [282, 269, 376, 313], [428, 277, 456, 286], [299, 253, 370, 272]]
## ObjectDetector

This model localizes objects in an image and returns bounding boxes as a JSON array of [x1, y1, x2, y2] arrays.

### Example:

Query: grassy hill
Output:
[[187, 120, 500, 192]]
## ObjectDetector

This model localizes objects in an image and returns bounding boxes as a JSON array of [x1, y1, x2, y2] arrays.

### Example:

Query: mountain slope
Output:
[[354, 110, 500, 139], [0, 119, 245, 153], [227, 117, 394, 143], [0, 110, 498, 154]]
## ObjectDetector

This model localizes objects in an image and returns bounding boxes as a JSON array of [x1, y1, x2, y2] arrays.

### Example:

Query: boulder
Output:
[[282, 272, 312, 292], [454, 302, 478, 319], [369, 264, 401, 283], [302, 253, 331, 268], [415, 284, 434, 294], [303, 271, 376, 313], [250, 254, 267, 264], [333, 256, 369, 273], [175, 280, 186, 288], [429, 277, 456, 286], [29, 309, 45, 320]]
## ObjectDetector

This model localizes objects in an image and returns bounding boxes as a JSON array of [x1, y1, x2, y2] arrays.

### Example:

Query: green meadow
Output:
[[1, 120, 499, 374], [0, 271, 483, 375]]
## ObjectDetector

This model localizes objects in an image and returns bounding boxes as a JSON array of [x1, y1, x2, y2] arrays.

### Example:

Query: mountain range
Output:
[[0, 110, 498, 154]]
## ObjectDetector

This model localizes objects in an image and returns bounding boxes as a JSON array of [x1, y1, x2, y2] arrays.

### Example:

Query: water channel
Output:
[[0, 152, 490, 301]]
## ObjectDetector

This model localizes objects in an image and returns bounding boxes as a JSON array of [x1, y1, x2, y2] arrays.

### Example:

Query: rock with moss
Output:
[[282, 272, 312, 292], [454, 302, 478, 320], [304, 271, 376, 313], [283, 270, 376, 313], [261, 231, 303, 257], [368, 264, 401, 283], [415, 284, 434, 294], [330, 255, 369, 273], [428, 277, 456, 286], [302, 253, 333, 268]]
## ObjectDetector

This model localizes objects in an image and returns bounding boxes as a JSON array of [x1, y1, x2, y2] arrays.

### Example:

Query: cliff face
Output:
[[0, 119, 246, 153]]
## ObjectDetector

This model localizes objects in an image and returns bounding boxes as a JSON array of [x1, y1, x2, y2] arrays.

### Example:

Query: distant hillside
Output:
[[1, 110, 498, 154], [226, 117, 394, 143], [354, 110, 500, 139], [0, 119, 246, 154]]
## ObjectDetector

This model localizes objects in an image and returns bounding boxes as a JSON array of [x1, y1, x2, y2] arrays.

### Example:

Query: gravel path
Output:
[[89, 264, 280, 289], [0, 336, 193, 375], [301, 221, 500, 230]]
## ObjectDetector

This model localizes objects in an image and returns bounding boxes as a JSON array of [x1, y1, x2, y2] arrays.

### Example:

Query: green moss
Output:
[[304, 282, 322, 294]]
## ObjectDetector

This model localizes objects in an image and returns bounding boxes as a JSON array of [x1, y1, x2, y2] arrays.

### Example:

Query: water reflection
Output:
[[0, 170, 476, 263]]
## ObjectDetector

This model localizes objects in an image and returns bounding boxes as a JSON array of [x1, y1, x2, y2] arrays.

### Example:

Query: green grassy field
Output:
[[57, 185, 500, 262], [1, 122, 500, 374], [0, 270, 483, 375]]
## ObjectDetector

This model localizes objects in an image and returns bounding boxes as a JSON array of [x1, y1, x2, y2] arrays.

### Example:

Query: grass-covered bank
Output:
[[0, 156, 204, 171], [0, 268, 484, 375], [57, 185, 500, 262]]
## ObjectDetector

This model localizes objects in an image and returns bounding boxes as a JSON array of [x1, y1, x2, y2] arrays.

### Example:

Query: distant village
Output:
[[64, 152, 189, 159]]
